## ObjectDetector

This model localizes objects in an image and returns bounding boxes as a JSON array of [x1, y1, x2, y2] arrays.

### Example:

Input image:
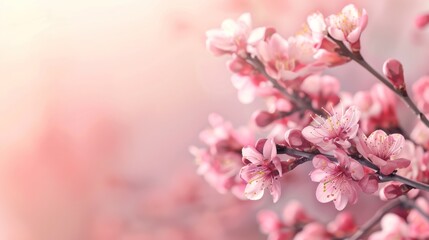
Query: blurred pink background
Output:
[[0, 0, 428, 239]]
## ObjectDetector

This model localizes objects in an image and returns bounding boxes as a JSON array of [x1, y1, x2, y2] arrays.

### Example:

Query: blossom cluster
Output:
[[258, 198, 429, 239], [192, 3, 429, 240]]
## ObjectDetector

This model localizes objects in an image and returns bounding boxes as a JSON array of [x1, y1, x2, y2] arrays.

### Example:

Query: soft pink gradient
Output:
[[0, 0, 428, 239]]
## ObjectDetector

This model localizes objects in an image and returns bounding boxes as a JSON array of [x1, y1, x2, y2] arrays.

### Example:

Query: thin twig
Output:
[[327, 35, 429, 129], [244, 56, 324, 116]]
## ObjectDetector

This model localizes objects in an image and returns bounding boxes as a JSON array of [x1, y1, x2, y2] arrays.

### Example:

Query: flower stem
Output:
[[328, 35, 429, 129], [244, 55, 324, 116]]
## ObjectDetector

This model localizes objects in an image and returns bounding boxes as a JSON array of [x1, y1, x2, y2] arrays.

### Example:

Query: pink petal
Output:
[[242, 146, 263, 164], [270, 179, 281, 203], [349, 160, 364, 180], [310, 169, 329, 182], [263, 138, 277, 161], [334, 192, 348, 211], [244, 179, 265, 200]]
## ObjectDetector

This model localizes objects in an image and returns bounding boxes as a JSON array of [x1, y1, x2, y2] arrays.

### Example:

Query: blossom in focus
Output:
[[326, 4, 368, 51], [257, 200, 313, 240], [257, 33, 322, 81], [310, 151, 364, 210], [368, 213, 409, 240], [302, 105, 360, 153], [356, 130, 409, 175], [206, 13, 252, 56], [413, 76, 429, 113], [240, 138, 283, 202]]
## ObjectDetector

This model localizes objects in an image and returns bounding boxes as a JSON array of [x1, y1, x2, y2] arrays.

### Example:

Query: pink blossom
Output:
[[257, 33, 322, 81], [300, 74, 340, 109], [310, 151, 364, 210], [326, 4, 368, 51], [368, 213, 409, 240], [240, 138, 283, 202], [284, 129, 313, 151], [191, 113, 254, 197], [408, 197, 429, 239], [199, 113, 254, 153], [327, 212, 357, 238], [396, 140, 429, 183], [206, 13, 252, 56], [306, 12, 327, 44], [353, 84, 398, 133], [257, 210, 283, 234], [411, 121, 429, 150], [294, 223, 331, 240], [302, 105, 360, 153], [281, 200, 313, 226], [356, 130, 409, 175], [413, 76, 429, 113]]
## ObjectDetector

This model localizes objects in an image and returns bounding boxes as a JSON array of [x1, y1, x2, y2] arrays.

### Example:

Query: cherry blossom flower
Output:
[[413, 76, 429, 113], [281, 200, 313, 226], [356, 130, 410, 175], [411, 121, 429, 149], [306, 12, 350, 67], [205, 13, 252, 56], [327, 212, 357, 238], [310, 151, 364, 210], [368, 213, 409, 240], [302, 105, 360, 153], [257, 33, 323, 81], [240, 138, 283, 202], [408, 197, 429, 239], [191, 114, 254, 197], [326, 4, 368, 51], [353, 84, 398, 133]]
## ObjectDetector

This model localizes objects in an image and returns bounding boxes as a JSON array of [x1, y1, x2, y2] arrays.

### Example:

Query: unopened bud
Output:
[[380, 182, 412, 200], [383, 58, 406, 92], [253, 111, 277, 128], [284, 129, 312, 150]]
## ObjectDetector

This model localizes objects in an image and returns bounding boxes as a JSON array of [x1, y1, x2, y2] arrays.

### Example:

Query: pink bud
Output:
[[415, 13, 429, 29], [284, 129, 312, 150], [257, 210, 282, 234], [253, 111, 276, 127], [380, 182, 412, 200], [383, 58, 405, 91]]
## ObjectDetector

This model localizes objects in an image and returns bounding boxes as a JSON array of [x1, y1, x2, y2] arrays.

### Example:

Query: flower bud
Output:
[[383, 58, 406, 91], [380, 182, 412, 200], [252, 111, 277, 127]]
